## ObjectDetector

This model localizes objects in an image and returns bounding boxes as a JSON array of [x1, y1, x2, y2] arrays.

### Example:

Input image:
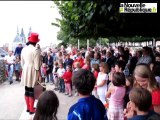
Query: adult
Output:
[[45, 51, 54, 84], [21, 33, 41, 114], [137, 47, 152, 65], [133, 64, 160, 115], [90, 52, 101, 68], [4, 50, 15, 84], [14, 43, 23, 58], [64, 54, 74, 70]]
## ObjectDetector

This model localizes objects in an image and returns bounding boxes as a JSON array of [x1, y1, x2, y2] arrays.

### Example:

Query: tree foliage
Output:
[[53, 1, 160, 44]]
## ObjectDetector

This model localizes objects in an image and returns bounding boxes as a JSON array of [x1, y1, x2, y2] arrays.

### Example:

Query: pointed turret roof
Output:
[[20, 27, 26, 43], [28, 27, 32, 37], [13, 26, 20, 43]]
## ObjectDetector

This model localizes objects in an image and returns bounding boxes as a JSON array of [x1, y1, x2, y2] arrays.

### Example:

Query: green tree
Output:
[[53, 1, 160, 44]]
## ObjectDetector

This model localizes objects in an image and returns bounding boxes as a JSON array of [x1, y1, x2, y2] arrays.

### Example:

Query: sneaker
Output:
[[74, 92, 78, 97], [9, 81, 13, 85], [68, 94, 72, 97], [54, 88, 58, 91], [50, 82, 54, 85], [65, 93, 69, 95]]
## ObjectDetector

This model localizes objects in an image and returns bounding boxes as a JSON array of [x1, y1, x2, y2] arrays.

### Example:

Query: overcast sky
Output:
[[0, 1, 61, 47]]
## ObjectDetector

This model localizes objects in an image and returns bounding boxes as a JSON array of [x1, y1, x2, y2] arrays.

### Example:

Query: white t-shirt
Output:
[[97, 72, 108, 96], [4, 55, 15, 64], [57, 68, 65, 77]]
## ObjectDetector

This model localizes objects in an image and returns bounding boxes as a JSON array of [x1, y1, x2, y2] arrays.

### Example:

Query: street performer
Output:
[[21, 33, 41, 114]]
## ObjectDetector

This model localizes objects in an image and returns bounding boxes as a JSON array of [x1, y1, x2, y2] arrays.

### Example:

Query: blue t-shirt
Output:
[[129, 111, 158, 120], [68, 95, 108, 120]]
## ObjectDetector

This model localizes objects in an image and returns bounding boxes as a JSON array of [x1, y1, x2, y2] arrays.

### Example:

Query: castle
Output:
[[11, 26, 32, 50]]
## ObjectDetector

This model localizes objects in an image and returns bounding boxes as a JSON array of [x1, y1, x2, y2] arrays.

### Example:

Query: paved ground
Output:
[[0, 80, 79, 120]]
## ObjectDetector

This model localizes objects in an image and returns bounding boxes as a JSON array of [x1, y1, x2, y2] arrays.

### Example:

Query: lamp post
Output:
[[87, 39, 89, 49]]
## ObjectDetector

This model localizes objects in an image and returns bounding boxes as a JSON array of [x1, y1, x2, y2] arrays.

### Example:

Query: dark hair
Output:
[[112, 72, 126, 86], [126, 75, 134, 88], [129, 88, 152, 112], [26, 41, 37, 46], [102, 50, 106, 55], [152, 61, 160, 76], [72, 69, 96, 95], [33, 90, 59, 120], [115, 60, 126, 71], [147, 114, 160, 120]]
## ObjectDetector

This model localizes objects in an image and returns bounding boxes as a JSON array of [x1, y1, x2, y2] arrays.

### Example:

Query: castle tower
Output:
[[20, 27, 26, 43], [28, 27, 32, 38], [13, 26, 20, 43]]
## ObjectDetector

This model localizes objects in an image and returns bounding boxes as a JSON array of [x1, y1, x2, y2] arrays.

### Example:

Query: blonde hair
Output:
[[134, 64, 159, 92]]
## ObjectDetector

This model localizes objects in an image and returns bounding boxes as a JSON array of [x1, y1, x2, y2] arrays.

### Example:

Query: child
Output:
[[124, 75, 134, 108], [92, 63, 99, 98], [52, 61, 59, 91], [92, 63, 100, 79], [14, 57, 21, 81], [62, 65, 72, 97], [41, 63, 47, 83], [73, 62, 81, 96], [124, 88, 158, 120], [96, 62, 109, 104], [106, 72, 126, 120], [68, 69, 108, 120], [33, 90, 59, 120], [57, 63, 65, 93]]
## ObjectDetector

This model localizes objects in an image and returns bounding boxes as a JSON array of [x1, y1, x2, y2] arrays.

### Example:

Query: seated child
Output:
[[124, 88, 159, 120]]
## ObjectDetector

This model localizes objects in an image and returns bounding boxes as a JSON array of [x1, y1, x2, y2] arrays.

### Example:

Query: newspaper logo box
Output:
[[119, 3, 157, 13]]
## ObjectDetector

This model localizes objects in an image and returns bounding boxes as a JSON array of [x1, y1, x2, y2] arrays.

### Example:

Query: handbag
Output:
[[34, 81, 46, 99]]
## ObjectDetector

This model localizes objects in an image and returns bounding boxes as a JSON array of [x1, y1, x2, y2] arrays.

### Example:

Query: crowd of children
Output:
[[4, 44, 160, 119], [38, 45, 160, 120]]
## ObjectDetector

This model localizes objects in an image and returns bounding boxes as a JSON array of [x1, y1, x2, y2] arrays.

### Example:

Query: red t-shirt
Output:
[[62, 71, 72, 83], [93, 71, 99, 79], [152, 89, 160, 106]]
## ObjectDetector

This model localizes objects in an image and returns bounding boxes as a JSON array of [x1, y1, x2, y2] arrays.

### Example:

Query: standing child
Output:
[[52, 61, 59, 91], [92, 63, 99, 98], [106, 72, 126, 120], [57, 63, 65, 93], [62, 65, 72, 97], [41, 63, 47, 83], [15, 56, 21, 81], [124, 75, 134, 108], [96, 62, 109, 104]]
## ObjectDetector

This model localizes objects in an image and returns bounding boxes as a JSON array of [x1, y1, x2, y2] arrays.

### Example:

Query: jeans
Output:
[[6, 64, 14, 82], [46, 73, 53, 83], [59, 78, 65, 92]]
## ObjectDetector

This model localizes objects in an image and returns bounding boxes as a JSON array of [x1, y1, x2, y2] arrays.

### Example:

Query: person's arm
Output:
[[106, 87, 112, 98], [153, 105, 160, 114], [96, 73, 108, 87], [97, 80, 107, 87], [14, 47, 17, 56], [34, 49, 41, 71], [152, 90, 160, 114]]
